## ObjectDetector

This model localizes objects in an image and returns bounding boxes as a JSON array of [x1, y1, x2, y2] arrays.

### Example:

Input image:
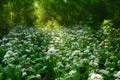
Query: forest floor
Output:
[[0, 25, 120, 80]]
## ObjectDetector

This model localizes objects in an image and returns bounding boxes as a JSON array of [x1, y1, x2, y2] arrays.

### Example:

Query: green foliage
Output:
[[40, 0, 107, 26], [0, 25, 120, 80], [40, 0, 120, 29], [0, 0, 39, 36], [0, 0, 120, 79], [0, 26, 52, 80], [1, 0, 120, 36]]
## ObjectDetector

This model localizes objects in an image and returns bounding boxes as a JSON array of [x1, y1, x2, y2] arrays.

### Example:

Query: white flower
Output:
[[8, 64, 14, 67], [84, 49, 89, 53], [6, 50, 14, 54], [13, 52, 17, 56], [87, 46, 90, 49], [6, 43, 12, 46], [103, 31, 107, 35], [89, 55, 96, 59], [54, 37, 63, 43], [114, 71, 120, 78], [77, 30, 83, 33], [4, 50, 17, 58], [57, 62, 63, 67], [16, 65, 22, 68], [25, 35, 31, 38], [10, 57, 15, 61], [26, 57, 31, 61], [2, 37, 7, 41], [94, 58, 99, 66], [65, 63, 70, 69], [88, 73, 103, 80], [21, 55, 27, 58], [46, 55, 50, 60], [36, 74, 41, 78], [48, 47, 56, 53], [99, 69, 109, 75], [69, 70, 77, 75], [72, 50, 80, 56], [22, 68, 26, 72], [118, 60, 120, 64], [22, 72, 27, 77], [26, 49, 31, 52], [4, 53, 10, 58], [64, 0, 67, 3]]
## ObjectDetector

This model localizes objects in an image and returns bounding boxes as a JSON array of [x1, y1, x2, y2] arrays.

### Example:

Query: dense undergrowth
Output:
[[0, 24, 120, 80]]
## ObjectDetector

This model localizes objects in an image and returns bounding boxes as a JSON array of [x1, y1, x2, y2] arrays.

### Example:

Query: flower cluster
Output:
[[88, 73, 103, 80]]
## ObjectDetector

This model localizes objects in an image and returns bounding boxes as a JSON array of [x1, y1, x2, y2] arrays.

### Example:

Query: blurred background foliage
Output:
[[0, 0, 120, 36]]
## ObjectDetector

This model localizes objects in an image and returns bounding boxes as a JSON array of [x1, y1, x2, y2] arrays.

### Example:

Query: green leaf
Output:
[[26, 75, 36, 80]]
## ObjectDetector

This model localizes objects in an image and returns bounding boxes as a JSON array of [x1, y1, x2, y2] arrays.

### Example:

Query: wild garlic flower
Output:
[[36, 74, 41, 78], [114, 71, 120, 78], [64, 0, 67, 3], [4, 50, 16, 58], [6, 43, 12, 46], [57, 62, 63, 67], [47, 47, 56, 53], [99, 69, 109, 75], [88, 73, 103, 80], [22, 72, 27, 77], [4, 53, 10, 58], [2, 37, 7, 41], [25, 49, 31, 52], [69, 70, 77, 75]]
